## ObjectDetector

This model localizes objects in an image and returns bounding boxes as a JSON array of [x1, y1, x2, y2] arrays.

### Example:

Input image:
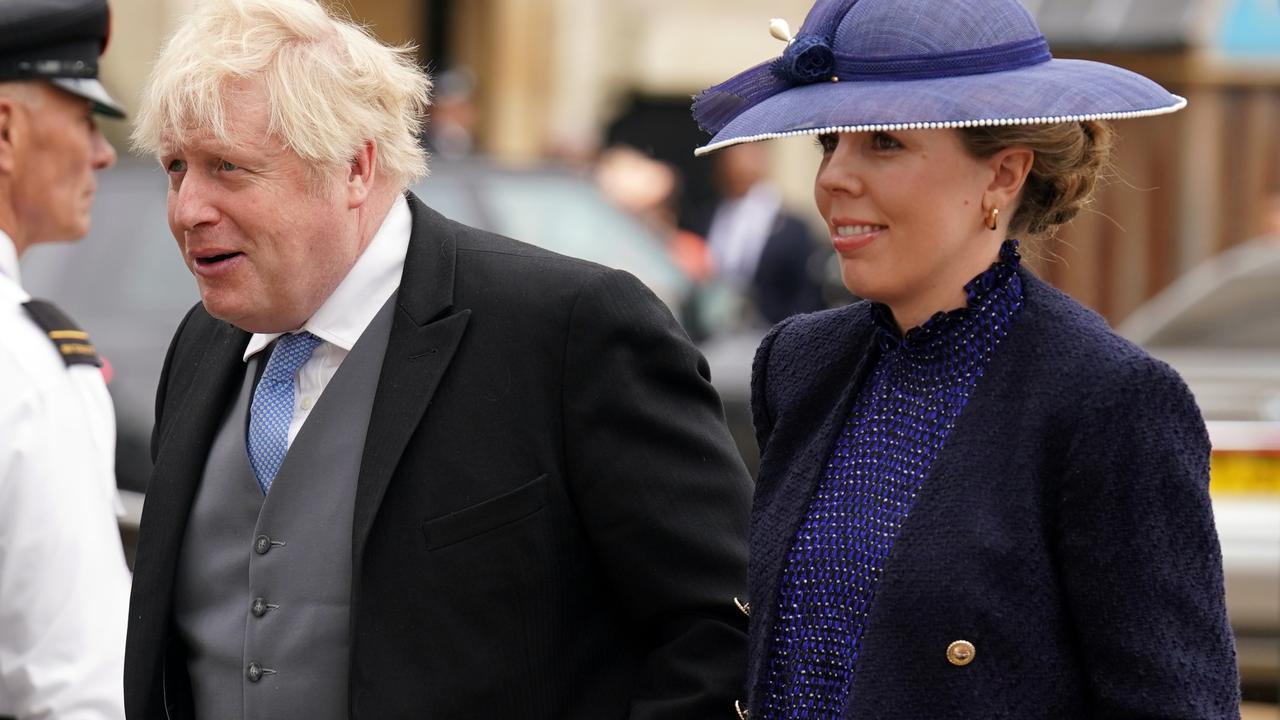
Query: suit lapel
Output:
[[352, 193, 470, 573], [130, 315, 248, 689], [143, 318, 249, 573]]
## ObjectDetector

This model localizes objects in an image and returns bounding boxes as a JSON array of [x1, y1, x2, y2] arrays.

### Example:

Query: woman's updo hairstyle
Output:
[[959, 121, 1114, 237]]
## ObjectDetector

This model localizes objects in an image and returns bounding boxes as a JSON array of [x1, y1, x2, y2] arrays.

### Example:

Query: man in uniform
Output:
[[124, 0, 751, 717], [0, 1, 130, 718]]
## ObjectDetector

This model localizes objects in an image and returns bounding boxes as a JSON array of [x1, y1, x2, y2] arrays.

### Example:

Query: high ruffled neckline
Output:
[[873, 239, 1022, 352]]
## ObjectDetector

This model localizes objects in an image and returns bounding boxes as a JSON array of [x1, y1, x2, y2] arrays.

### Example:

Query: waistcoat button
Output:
[[251, 597, 269, 617], [253, 534, 271, 555], [247, 662, 264, 682]]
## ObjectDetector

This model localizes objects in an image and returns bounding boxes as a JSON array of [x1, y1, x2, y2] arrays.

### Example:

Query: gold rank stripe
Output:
[[58, 343, 98, 356], [49, 330, 90, 340]]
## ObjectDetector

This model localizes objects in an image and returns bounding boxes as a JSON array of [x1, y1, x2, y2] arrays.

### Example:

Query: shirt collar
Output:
[[0, 229, 20, 286], [872, 239, 1024, 354], [243, 194, 412, 361]]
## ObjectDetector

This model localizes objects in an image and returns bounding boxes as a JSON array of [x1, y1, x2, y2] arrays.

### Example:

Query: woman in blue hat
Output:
[[695, 1, 1241, 717]]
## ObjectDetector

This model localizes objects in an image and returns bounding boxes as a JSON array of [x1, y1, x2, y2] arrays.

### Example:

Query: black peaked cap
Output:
[[0, 0, 125, 117]]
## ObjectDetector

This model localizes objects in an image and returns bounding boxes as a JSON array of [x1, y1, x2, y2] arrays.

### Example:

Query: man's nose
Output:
[[171, 171, 220, 230], [91, 128, 116, 170]]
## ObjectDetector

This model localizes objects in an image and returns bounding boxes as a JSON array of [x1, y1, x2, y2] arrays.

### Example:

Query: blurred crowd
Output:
[[423, 64, 848, 335]]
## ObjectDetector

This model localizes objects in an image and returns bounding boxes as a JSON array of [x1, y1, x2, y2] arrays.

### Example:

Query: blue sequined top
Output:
[[759, 240, 1026, 719]]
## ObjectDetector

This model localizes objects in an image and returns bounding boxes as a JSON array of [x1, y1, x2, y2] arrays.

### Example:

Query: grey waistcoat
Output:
[[173, 296, 395, 720]]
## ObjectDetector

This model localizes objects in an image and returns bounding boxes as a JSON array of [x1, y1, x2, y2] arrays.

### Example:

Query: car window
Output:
[[1143, 253, 1280, 349], [480, 175, 689, 305], [1124, 239, 1280, 350]]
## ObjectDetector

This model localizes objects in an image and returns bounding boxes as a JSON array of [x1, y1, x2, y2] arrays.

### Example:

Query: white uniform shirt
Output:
[[242, 194, 411, 445], [0, 231, 130, 720]]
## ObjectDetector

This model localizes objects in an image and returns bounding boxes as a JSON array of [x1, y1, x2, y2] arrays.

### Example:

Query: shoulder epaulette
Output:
[[22, 299, 103, 368]]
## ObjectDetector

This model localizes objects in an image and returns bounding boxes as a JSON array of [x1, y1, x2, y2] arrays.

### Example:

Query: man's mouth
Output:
[[194, 251, 243, 267], [190, 250, 246, 277]]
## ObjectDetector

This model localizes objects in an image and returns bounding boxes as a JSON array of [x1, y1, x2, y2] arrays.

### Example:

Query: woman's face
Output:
[[814, 128, 1005, 319]]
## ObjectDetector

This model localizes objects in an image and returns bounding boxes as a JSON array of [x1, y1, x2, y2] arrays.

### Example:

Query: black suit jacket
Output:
[[750, 213, 827, 325], [124, 194, 753, 719], [688, 202, 827, 326]]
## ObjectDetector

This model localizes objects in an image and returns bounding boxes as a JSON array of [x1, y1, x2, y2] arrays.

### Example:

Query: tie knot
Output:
[[262, 331, 322, 383]]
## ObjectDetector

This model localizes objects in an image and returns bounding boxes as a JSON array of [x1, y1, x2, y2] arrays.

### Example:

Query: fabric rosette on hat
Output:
[[692, 0, 1184, 156]]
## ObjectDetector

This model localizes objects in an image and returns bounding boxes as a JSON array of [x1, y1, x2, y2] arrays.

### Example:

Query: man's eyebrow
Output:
[[159, 140, 251, 157]]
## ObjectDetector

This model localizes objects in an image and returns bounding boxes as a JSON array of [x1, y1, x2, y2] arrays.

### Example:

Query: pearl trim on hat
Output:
[[693, 95, 1187, 156]]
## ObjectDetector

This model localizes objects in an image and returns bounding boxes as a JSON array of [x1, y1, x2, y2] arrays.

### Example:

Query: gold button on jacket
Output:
[[947, 640, 976, 666]]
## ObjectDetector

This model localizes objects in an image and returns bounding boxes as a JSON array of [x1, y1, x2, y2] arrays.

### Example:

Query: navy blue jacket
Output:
[[745, 268, 1239, 719]]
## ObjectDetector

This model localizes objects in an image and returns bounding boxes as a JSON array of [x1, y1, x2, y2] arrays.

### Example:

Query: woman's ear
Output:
[[985, 145, 1034, 210]]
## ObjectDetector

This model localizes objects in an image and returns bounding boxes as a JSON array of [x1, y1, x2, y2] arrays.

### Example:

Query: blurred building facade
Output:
[[101, 0, 1279, 324], [1028, 0, 1280, 320]]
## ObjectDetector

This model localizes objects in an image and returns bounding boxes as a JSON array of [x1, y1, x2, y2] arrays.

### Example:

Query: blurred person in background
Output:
[[124, 0, 751, 718], [422, 66, 478, 161], [691, 142, 826, 325], [595, 144, 714, 283], [0, 1, 130, 718], [693, 0, 1239, 717], [597, 145, 756, 341]]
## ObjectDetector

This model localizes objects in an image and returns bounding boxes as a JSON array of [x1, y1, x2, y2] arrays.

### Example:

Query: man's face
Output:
[[8, 84, 116, 247], [161, 80, 361, 333]]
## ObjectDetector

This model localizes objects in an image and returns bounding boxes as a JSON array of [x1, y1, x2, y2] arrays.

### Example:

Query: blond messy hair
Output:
[[132, 0, 431, 188]]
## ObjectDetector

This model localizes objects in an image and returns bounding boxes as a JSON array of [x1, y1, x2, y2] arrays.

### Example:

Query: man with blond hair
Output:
[[0, 1, 131, 718], [123, 0, 751, 718]]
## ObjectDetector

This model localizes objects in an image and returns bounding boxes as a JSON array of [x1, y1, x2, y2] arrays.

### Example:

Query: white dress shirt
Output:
[[706, 182, 783, 287], [0, 230, 130, 720], [243, 194, 411, 446]]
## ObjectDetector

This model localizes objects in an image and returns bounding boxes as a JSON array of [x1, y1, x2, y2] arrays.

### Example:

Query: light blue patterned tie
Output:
[[247, 331, 323, 494]]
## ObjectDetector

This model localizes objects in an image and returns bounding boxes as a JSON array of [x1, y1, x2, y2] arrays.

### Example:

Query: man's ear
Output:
[[0, 97, 19, 175], [346, 139, 377, 209], [984, 145, 1034, 212]]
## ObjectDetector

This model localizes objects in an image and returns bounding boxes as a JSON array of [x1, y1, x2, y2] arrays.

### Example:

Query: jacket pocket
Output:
[[421, 474, 549, 550]]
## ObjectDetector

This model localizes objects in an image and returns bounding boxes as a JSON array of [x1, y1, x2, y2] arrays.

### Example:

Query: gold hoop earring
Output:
[[985, 206, 999, 232]]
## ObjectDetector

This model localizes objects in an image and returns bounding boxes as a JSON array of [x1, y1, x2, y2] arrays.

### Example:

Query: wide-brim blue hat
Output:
[[692, 0, 1184, 156]]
